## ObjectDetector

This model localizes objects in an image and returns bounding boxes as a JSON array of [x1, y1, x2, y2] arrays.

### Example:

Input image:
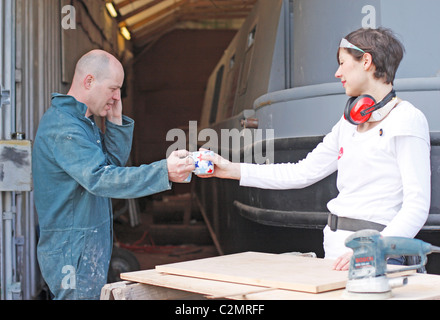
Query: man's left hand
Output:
[[107, 99, 123, 125]]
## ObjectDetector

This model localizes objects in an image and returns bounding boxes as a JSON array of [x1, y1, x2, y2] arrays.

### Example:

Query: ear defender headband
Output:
[[344, 89, 397, 125], [339, 38, 365, 54]]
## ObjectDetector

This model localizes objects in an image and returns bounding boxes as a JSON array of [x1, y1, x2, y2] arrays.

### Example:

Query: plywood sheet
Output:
[[117, 270, 440, 300], [153, 252, 348, 294], [120, 269, 276, 299]]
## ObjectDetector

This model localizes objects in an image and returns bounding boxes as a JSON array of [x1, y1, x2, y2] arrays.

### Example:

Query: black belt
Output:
[[328, 213, 386, 232]]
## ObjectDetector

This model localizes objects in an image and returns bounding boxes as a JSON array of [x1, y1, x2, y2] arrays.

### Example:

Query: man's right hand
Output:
[[167, 150, 195, 183]]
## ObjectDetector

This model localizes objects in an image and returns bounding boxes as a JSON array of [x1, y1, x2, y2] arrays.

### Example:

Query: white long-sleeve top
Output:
[[240, 101, 431, 259]]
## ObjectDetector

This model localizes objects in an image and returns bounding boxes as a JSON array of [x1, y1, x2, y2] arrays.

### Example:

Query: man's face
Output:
[[86, 66, 124, 118]]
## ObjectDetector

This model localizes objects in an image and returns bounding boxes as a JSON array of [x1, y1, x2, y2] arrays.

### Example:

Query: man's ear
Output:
[[84, 75, 94, 89]]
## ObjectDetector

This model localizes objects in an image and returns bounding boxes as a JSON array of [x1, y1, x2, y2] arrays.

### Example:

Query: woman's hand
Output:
[[333, 251, 353, 271], [198, 148, 241, 180]]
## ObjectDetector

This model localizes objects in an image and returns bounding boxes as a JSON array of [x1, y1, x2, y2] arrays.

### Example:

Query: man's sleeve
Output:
[[53, 123, 172, 199], [103, 115, 134, 167]]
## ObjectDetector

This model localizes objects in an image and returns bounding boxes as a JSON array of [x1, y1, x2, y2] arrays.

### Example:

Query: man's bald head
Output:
[[67, 50, 125, 118], [73, 49, 123, 82]]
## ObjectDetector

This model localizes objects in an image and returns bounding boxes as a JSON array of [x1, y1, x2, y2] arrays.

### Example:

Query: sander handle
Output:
[[383, 238, 440, 274]]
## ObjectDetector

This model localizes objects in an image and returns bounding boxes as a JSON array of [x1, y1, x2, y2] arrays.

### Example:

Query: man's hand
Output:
[[106, 99, 123, 126], [167, 150, 195, 183]]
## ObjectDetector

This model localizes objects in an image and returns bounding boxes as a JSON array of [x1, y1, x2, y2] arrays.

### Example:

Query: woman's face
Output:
[[335, 49, 369, 97]]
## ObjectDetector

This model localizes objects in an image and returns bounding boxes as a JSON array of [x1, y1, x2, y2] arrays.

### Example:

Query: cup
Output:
[[182, 173, 192, 183], [191, 151, 215, 176], [178, 152, 194, 184]]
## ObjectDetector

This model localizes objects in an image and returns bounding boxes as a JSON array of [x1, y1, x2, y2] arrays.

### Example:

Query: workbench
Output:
[[101, 252, 440, 300]]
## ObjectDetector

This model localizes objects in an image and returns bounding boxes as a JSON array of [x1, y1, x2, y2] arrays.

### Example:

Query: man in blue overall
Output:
[[32, 50, 194, 300]]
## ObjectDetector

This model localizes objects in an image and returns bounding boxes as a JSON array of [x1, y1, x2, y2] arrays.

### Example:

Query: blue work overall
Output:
[[32, 94, 171, 300]]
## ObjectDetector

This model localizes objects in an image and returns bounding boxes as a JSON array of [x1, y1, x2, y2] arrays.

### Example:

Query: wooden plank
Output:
[[152, 252, 349, 294], [101, 280, 203, 300], [239, 273, 440, 300], [120, 269, 272, 299], [387, 274, 440, 300], [120, 252, 421, 299], [101, 281, 129, 300], [119, 269, 307, 300], [119, 270, 440, 300], [112, 283, 200, 300]]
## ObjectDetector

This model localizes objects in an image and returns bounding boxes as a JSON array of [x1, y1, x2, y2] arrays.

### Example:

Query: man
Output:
[[32, 49, 194, 300]]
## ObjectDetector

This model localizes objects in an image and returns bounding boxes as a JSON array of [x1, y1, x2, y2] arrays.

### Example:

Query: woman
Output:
[[200, 27, 431, 271]]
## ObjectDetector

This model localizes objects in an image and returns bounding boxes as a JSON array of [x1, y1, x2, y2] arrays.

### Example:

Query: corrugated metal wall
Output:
[[16, 0, 64, 140], [13, 0, 65, 300], [1, 0, 129, 300]]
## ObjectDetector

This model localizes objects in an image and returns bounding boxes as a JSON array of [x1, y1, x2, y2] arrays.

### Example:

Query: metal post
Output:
[[3, 194, 13, 300], [0, 195, 3, 299], [0, 0, 17, 301]]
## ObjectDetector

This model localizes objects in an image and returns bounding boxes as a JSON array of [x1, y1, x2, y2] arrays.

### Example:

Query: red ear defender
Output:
[[344, 90, 397, 125], [344, 95, 376, 125]]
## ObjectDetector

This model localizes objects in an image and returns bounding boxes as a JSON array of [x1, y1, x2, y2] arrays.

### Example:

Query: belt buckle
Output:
[[329, 214, 338, 232]]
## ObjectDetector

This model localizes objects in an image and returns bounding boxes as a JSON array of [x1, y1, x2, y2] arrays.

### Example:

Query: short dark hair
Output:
[[338, 28, 405, 84]]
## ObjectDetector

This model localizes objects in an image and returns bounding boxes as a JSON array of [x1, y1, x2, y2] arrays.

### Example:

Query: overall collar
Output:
[[51, 93, 89, 119]]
